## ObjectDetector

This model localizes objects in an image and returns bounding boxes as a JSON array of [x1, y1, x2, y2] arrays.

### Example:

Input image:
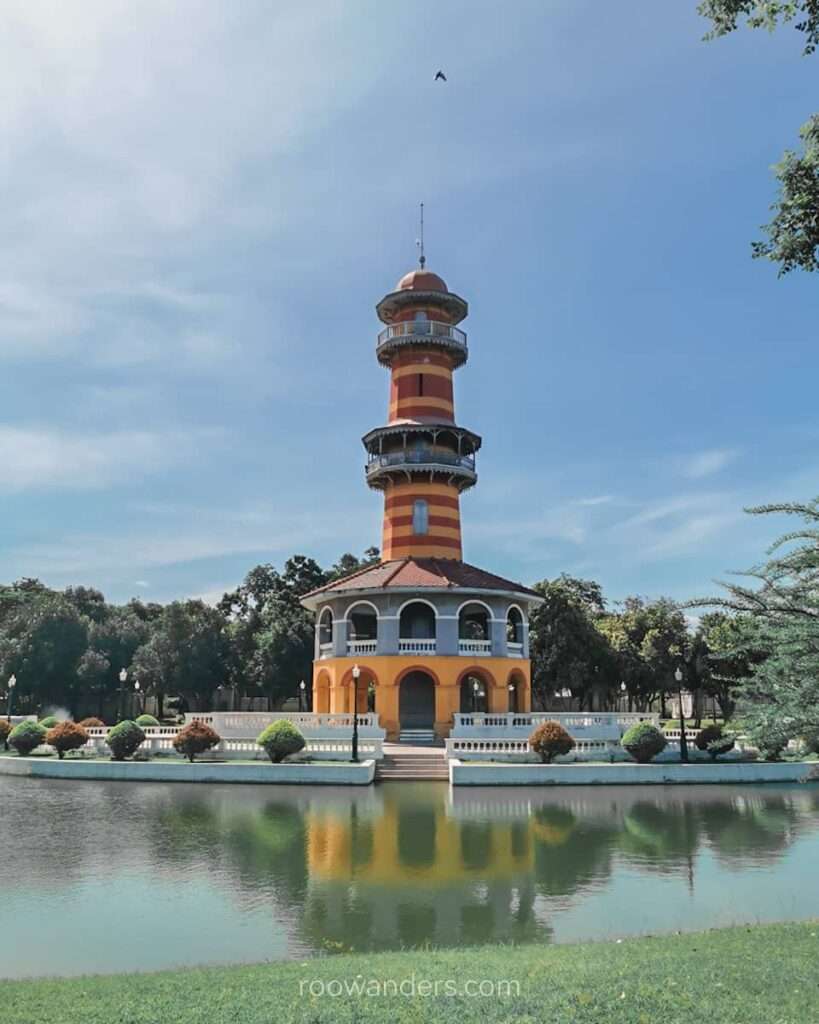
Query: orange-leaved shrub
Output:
[[529, 721, 575, 764], [46, 721, 89, 760], [172, 721, 221, 762]]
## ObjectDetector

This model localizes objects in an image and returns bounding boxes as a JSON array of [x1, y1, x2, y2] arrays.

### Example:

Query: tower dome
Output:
[[396, 268, 448, 293]]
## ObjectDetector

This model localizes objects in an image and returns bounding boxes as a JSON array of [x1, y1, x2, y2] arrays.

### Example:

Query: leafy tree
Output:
[[698, 1, 819, 273], [529, 575, 616, 710], [0, 590, 88, 716], [598, 598, 690, 714], [699, 1, 819, 53], [694, 499, 819, 745], [752, 115, 819, 275], [130, 601, 232, 715]]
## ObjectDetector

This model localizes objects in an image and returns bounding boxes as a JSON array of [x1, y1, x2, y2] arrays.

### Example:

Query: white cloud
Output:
[[681, 449, 739, 480], [0, 425, 211, 492]]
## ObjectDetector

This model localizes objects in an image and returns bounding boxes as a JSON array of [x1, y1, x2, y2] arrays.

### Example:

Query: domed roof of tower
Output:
[[396, 268, 448, 293]]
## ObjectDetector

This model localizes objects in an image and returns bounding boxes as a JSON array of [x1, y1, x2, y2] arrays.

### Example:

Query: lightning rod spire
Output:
[[416, 202, 426, 268]]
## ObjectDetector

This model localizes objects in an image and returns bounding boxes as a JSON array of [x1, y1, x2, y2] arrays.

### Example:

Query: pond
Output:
[[1, 778, 818, 978]]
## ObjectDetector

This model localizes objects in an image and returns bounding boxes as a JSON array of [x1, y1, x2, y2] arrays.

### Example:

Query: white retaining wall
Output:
[[450, 712, 658, 741], [449, 759, 819, 786], [0, 755, 376, 785]]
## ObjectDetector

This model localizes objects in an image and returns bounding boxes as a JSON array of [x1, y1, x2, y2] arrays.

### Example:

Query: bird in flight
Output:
[[434, 70, 447, 82]]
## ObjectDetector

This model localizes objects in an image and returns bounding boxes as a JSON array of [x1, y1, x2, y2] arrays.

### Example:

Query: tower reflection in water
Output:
[[147, 782, 819, 956]]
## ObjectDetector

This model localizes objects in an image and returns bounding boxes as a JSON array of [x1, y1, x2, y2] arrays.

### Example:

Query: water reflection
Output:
[[0, 779, 817, 977]]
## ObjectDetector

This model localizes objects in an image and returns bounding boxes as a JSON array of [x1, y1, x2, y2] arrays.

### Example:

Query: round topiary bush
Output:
[[172, 721, 221, 762], [39, 715, 60, 729], [135, 714, 160, 727], [621, 722, 667, 763], [694, 724, 735, 761], [9, 720, 48, 756], [79, 717, 105, 728], [257, 720, 306, 763], [46, 721, 89, 760], [0, 719, 11, 750], [106, 720, 146, 761], [529, 721, 575, 764]]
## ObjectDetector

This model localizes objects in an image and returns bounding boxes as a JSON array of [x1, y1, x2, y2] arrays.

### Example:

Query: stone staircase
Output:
[[398, 728, 437, 745], [376, 743, 449, 782]]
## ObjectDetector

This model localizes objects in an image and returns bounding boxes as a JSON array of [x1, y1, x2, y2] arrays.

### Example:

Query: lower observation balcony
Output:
[[366, 447, 477, 490], [376, 320, 467, 367]]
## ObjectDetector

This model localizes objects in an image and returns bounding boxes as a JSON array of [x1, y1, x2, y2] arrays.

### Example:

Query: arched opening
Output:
[[399, 670, 436, 729], [506, 607, 524, 648], [506, 670, 525, 713], [314, 672, 330, 715], [318, 608, 333, 650], [459, 673, 489, 713], [347, 602, 377, 653], [458, 602, 491, 653], [399, 601, 436, 651]]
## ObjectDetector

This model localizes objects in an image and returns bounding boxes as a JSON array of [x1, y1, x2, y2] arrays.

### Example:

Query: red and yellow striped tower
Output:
[[364, 267, 479, 559]]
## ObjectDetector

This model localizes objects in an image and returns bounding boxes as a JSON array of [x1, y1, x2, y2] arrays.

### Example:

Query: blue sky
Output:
[[1, 0, 816, 608]]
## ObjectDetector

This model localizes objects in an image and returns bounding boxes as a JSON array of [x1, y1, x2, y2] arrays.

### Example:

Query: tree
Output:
[[130, 601, 232, 715], [698, 2, 819, 273], [694, 499, 819, 745], [528, 575, 616, 710], [0, 589, 88, 716], [597, 598, 690, 714]]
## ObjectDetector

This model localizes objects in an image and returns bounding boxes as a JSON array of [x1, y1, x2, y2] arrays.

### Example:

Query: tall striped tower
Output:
[[364, 267, 480, 561]]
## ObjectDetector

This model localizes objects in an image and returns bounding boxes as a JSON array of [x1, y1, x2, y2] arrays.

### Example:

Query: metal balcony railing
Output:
[[366, 448, 475, 477], [377, 320, 467, 355]]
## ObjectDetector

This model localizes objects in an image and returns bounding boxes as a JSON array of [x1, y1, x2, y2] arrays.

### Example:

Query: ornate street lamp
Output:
[[299, 679, 306, 714], [351, 665, 361, 763], [118, 668, 128, 723], [134, 680, 141, 717], [6, 674, 16, 724], [675, 665, 689, 763], [507, 681, 516, 714], [472, 678, 479, 714]]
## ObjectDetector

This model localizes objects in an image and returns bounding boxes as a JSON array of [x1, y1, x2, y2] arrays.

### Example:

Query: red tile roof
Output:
[[301, 558, 541, 603]]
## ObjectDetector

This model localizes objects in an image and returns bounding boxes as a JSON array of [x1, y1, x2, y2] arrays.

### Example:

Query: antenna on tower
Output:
[[415, 202, 426, 268]]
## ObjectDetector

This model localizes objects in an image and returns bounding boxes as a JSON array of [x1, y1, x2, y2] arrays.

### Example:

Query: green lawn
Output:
[[3, 922, 818, 1023]]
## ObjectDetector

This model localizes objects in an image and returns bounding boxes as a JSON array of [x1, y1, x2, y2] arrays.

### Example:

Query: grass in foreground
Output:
[[3, 922, 818, 1024]]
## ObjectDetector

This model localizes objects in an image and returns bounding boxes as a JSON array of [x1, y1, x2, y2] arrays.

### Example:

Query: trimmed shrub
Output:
[[757, 736, 788, 762], [172, 721, 221, 762], [39, 715, 60, 729], [529, 721, 575, 764], [0, 719, 12, 750], [622, 722, 667, 763], [9, 720, 48, 756], [135, 714, 160, 727], [106, 720, 146, 761], [694, 724, 735, 761], [257, 720, 306, 763], [46, 721, 89, 760], [79, 717, 105, 728]]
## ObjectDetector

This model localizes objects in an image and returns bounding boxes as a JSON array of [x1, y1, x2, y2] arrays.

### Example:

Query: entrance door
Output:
[[399, 671, 435, 729]]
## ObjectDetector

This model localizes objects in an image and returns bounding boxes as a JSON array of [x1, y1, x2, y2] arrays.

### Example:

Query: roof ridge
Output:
[[383, 558, 411, 585], [301, 559, 384, 599]]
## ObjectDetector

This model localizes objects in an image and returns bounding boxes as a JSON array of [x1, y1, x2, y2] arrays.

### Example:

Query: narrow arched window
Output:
[[412, 499, 429, 535]]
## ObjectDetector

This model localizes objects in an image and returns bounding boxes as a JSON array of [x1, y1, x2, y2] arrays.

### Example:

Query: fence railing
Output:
[[458, 639, 492, 656], [399, 638, 437, 654]]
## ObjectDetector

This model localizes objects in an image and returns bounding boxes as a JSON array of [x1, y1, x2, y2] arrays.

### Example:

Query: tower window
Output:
[[418, 373, 424, 396], [412, 499, 429, 535]]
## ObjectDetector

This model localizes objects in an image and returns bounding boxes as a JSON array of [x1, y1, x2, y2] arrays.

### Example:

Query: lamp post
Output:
[[351, 665, 361, 763], [472, 678, 479, 714], [507, 681, 515, 714], [134, 680, 141, 718], [675, 665, 689, 763], [620, 680, 627, 711], [6, 674, 16, 724], [118, 668, 128, 723], [299, 679, 306, 714]]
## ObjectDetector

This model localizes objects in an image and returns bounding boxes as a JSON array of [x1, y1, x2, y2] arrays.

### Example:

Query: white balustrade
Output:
[[507, 642, 523, 656], [458, 639, 492, 656], [445, 736, 627, 763], [451, 711, 659, 742], [398, 638, 437, 654], [346, 639, 377, 655], [318, 642, 333, 659]]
